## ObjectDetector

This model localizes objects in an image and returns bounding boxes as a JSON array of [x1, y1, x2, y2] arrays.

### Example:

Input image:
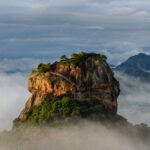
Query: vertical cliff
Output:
[[18, 52, 120, 123]]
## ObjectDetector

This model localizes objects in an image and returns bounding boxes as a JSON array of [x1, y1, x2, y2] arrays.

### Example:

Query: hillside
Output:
[[116, 53, 150, 81]]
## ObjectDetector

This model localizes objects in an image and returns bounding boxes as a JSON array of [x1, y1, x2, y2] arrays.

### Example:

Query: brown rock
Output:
[[18, 53, 120, 121]]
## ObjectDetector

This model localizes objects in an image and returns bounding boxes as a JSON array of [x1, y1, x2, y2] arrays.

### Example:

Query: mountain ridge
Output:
[[115, 53, 150, 81]]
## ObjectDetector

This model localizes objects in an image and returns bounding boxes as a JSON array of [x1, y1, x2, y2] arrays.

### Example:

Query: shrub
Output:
[[25, 94, 108, 126], [37, 63, 51, 73], [32, 52, 107, 74], [60, 55, 67, 61], [70, 52, 107, 62], [71, 107, 81, 116]]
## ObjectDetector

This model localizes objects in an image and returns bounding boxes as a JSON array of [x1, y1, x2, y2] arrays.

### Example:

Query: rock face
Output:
[[18, 53, 120, 121]]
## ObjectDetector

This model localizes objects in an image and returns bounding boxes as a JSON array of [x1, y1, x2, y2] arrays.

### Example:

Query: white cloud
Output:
[[97, 49, 146, 65], [133, 10, 150, 17], [117, 72, 150, 125], [0, 122, 150, 150], [0, 73, 29, 130], [108, 7, 135, 15], [0, 0, 150, 64]]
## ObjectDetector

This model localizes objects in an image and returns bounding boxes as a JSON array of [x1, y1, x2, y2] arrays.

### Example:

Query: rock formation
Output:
[[18, 52, 120, 122]]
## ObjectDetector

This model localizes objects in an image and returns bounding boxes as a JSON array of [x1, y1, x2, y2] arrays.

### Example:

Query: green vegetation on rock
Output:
[[70, 52, 107, 62], [32, 63, 51, 74], [59, 51, 107, 64], [32, 52, 107, 73], [37, 63, 51, 73], [14, 94, 126, 127]]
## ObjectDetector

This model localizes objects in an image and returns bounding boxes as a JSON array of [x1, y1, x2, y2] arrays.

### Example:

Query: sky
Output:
[[1, 0, 150, 64]]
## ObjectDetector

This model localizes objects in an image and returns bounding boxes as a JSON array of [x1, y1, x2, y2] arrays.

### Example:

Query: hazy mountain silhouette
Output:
[[116, 53, 150, 81]]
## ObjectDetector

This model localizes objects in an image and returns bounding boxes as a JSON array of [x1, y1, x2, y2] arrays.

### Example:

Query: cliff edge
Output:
[[17, 52, 120, 124]]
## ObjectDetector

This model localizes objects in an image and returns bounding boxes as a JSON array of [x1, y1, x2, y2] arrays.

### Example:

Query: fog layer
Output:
[[0, 122, 149, 150], [117, 72, 150, 125]]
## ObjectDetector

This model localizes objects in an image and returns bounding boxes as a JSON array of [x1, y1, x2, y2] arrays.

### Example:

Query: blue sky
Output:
[[0, 0, 150, 64]]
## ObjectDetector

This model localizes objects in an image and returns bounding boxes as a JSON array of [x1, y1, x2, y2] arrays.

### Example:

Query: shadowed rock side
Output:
[[18, 52, 120, 122]]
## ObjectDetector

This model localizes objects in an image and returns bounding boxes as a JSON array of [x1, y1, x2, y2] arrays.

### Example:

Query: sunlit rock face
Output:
[[18, 53, 120, 121]]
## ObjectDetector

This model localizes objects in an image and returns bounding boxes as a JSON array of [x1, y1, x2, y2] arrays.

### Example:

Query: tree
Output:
[[37, 64, 51, 73], [60, 55, 67, 61], [71, 53, 79, 60]]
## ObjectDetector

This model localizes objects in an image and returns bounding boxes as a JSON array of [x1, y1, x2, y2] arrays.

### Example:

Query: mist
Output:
[[0, 121, 149, 150], [0, 73, 29, 130], [117, 72, 150, 125]]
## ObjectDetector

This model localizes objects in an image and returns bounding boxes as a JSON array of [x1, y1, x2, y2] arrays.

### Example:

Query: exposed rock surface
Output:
[[18, 53, 120, 121]]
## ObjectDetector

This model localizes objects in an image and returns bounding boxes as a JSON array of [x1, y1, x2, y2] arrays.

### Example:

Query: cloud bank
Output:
[[0, 122, 149, 150], [0, 73, 28, 130], [117, 72, 150, 125], [0, 0, 150, 64]]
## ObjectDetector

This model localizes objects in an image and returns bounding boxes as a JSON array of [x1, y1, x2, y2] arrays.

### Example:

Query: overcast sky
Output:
[[1, 0, 150, 64], [1, 0, 150, 130]]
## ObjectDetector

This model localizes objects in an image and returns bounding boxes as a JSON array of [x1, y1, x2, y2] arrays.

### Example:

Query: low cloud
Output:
[[99, 49, 150, 65], [0, 73, 29, 130], [0, 58, 54, 74], [0, 122, 149, 150], [117, 72, 150, 125]]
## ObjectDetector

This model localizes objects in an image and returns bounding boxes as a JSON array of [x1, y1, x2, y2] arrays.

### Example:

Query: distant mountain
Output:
[[116, 53, 150, 81]]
